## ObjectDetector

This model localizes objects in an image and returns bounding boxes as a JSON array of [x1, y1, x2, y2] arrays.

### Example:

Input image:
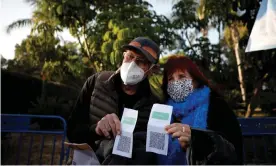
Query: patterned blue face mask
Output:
[[167, 78, 194, 102]]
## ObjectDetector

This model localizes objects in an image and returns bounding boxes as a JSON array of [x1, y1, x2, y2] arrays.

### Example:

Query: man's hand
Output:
[[95, 113, 121, 138], [165, 123, 191, 149]]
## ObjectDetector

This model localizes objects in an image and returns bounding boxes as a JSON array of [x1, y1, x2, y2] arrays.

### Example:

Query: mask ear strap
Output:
[[149, 64, 155, 70], [116, 66, 121, 73], [107, 66, 121, 82], [147, 64, 155, 72], [144, 64, 156, 75]]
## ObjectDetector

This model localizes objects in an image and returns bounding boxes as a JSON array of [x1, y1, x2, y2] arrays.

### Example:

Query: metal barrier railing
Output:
[[238, 117, 276, 164], [1, 114, 67, 165], [1, 114, 275, 165]]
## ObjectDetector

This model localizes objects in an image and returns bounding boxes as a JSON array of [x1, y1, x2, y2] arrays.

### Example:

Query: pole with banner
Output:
[[245, 0, 276, 52]]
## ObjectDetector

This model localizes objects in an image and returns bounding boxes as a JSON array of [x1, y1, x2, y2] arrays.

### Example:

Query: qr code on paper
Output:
[[149, 131, 165, 150], [117, 135, 131, 153]]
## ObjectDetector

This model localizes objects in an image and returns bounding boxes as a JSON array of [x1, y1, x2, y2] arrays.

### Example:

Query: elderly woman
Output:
[[157, 55, 243, 165]]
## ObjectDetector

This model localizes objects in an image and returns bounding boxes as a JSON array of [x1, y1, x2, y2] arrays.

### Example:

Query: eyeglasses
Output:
[[123, 52, 150, 68]]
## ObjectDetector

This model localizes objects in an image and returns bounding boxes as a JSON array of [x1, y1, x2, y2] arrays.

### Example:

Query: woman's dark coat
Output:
[[186, 91, 243, 165]]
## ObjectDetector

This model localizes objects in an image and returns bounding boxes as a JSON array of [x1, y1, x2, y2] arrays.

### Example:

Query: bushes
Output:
[[1, 70, 42, 114], [28, 96, 75, 129], [1, 70, 81, 129], [1, 70, 79, 118]]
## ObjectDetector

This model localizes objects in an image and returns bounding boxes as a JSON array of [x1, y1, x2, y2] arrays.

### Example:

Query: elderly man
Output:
[[67, 37, 161, 164]]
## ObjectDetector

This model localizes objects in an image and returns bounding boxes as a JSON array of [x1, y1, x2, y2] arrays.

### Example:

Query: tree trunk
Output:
[[245, 73, 269, 118], [230, 23, 247, 103], [82, 24, 91, 58], [217, 19, 222, 72]]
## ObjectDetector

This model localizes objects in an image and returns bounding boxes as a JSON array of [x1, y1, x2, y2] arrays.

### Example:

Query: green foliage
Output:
[[101, 41, 113, 54], [172, 0, 199, 29], [103, 31, 113, 41], [6, 0, 276, 117], [224, 21, 248, 48], [56, 5, 63, 15], [7, 34, 87, 85], [113, 39, 124, 50], [82, 0, 178, 70], [7, 0, 178, 73], [6, 19, 33, 34], [110, 52, 116, 66], [42, 61, 61, 81], [159, 56, 169, 65], [1, 55, 8, 69], [149, 74, 164, 101], [117, 28, 130, 40], [114, 50, 122, 66]]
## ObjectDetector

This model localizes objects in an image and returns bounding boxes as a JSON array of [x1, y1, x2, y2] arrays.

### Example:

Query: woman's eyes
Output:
[[179, 75, 187, 79], [168, 74, 187, 81]]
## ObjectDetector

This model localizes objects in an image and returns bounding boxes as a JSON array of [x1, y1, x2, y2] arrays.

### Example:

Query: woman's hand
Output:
[[165, 123, 191, 149]]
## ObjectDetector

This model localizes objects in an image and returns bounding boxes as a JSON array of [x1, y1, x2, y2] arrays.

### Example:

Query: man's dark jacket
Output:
[[67, 71, 159, 150]]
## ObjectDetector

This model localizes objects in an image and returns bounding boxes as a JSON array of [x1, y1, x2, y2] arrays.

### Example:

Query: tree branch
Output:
[[185, 31, 198, 57], [82, 22, 91, 58], [6, 19, 33, 34], [245, 73, 269, 118], [76, 33, 85, 55]]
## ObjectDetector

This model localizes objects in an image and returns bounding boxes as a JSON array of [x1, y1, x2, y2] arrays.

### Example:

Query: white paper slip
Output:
[[112, 108, 138, 158], [64, 142, 100, 165], [146, 104, 173, 156]]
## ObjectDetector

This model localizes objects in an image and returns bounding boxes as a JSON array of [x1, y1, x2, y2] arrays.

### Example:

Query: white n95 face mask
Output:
[[120, 61, 145, 85]]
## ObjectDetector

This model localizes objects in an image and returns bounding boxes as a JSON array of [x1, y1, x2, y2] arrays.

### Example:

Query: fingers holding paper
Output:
[[96, 117, 111, 138], [106, 113, 121, 136], [165, 123, 191, 149], [95, 113, 121, 138]]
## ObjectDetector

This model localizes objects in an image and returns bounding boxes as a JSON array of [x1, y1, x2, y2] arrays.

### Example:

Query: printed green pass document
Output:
[[112, 108, 138, 159], [146, 104, 173, 156], [122, 117, 136, 125], [152, 111, 170, 120]]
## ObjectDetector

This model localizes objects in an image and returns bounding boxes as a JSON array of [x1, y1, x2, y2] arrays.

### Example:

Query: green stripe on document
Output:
[[152, 111, 169, 120], [122, 117, 136, 125]]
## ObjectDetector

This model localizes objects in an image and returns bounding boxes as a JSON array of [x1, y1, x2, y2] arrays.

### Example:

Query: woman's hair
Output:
[[161, 55, 215, 100]]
